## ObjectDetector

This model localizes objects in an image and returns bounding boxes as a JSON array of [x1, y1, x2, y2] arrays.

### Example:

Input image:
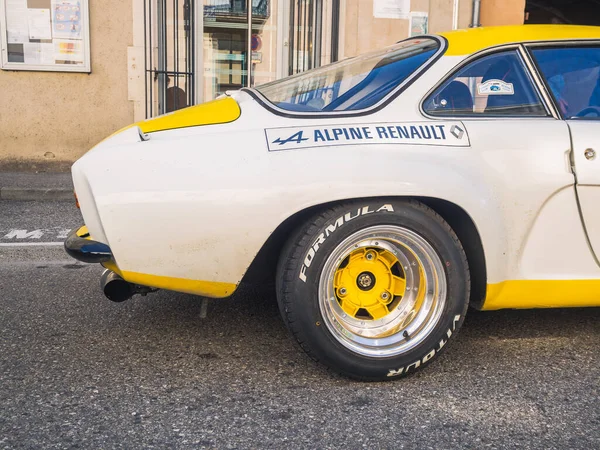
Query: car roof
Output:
[[438, 25, 600, 56]]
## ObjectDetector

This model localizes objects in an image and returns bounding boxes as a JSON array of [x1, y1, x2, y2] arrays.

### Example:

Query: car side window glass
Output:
[[423, 50, 547, 117], [531, 46, 600, 120]]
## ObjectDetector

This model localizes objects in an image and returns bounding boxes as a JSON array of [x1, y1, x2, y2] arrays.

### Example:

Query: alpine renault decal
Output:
[[265, 121, 470, 152]]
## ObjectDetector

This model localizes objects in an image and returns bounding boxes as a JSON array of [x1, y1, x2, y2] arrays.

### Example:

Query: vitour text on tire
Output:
[[276, 199, 470, 381]]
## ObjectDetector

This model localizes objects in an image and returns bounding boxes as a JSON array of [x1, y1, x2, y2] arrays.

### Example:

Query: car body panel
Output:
[[71, 26, 600, 308], [567, 120, 600, 260], [577, 187, 600, 259]]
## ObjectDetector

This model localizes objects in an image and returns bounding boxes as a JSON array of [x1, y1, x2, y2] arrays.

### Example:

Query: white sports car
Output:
[[66, 25, 600, 380]]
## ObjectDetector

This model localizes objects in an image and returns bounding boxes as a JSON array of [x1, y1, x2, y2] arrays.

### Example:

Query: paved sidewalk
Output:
[[0, 172, 73, 201]]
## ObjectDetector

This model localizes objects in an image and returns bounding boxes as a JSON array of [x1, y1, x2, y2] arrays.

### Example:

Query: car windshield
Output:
[[253, 38, 440, 113]]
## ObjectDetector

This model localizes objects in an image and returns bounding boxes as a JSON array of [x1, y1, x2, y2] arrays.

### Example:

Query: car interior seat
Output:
[[433, 81, 474, 113], [587, 73, 600, 109]]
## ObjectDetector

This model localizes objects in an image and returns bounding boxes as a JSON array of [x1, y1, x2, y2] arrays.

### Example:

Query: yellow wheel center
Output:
[[333, 248, 407, 320]]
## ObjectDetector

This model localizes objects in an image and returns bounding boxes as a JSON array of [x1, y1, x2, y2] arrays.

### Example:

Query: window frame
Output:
[[420, 44, 554, 120], [242, 35, 447, 119], [524, 40, 600, 121], [0, 0, 91, 73]]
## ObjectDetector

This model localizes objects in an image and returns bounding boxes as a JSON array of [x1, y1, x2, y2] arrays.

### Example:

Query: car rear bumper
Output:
[[64, 226, 113, 263]]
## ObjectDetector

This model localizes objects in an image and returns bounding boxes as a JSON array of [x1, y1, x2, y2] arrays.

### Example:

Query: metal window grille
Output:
[[144, 0, 196, 118], [143, 0, 339, 117], [289, 0, 339, 75]]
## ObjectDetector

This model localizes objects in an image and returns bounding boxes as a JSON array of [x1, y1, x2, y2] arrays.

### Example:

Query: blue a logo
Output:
[[272, 131, 309, 146], [490, 85, 500, 92]]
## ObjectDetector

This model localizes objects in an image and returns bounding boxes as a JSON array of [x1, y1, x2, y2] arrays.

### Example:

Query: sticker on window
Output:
[[477, 79, 514, 96]]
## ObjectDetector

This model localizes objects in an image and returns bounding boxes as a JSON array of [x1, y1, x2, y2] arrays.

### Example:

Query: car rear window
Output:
[[423, 50, 547, 117], [253, 38, 440, 113]]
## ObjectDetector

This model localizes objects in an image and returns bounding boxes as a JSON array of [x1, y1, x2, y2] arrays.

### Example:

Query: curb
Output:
[[0, 187, 73, 201]]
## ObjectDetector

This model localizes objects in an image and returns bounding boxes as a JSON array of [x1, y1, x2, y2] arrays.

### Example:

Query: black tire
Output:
[[276, 199, 470, 381]]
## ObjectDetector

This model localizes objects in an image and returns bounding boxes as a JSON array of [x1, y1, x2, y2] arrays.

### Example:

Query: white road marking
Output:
[[0, 242, 64, 247], [1, 228, 72, 241], [0, 261, 85, 267], [4, 229, 45, 239]]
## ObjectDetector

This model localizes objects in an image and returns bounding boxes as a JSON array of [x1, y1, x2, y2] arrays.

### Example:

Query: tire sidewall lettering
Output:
[[304, 248, 316, 267], [280, 199, 470, 380], [386, 314, 462, 377], [298, 203, 394, 282]]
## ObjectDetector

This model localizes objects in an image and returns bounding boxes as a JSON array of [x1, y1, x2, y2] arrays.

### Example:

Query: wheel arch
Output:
[[241, 196, 487, 309]]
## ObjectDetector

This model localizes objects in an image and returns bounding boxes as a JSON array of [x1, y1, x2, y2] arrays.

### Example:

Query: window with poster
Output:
[[0, 0, 90, 72]]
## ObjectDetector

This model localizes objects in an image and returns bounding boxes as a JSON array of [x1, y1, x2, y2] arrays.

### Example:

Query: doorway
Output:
[[288, 0, 340, 75], [201, 0, 282, 101], [525, 0, 600, 25], [143, 0, 340, 118], [144, 0, 197, 117]]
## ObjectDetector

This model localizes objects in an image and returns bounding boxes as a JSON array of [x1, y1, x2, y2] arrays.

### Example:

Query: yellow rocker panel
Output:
[[103, 262, 237, 299], [483, 279, 600, 310]]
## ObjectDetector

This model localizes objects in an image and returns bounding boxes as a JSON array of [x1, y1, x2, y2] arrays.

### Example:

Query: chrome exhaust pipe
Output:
[[100, 269, 134, 302]]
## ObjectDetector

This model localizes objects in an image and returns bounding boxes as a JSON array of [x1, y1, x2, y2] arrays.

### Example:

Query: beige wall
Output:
[[0, 0, 527, 167], [340, 0, 473, 58], [0, 1, 134, 168], [481, 0, 525, 26]]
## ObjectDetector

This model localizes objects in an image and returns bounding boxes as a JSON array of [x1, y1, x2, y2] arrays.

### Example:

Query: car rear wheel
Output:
[[276, 199, 470, 381]]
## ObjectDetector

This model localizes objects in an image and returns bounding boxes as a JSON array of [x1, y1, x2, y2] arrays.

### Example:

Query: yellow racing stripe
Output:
[[75, 225, 89, 238], [137, 97, 240, 134], [440, 25, 600, 56]]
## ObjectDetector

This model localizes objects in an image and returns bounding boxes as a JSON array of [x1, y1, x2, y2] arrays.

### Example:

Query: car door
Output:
[[530, 44, 600, 260], [421, 46, 592, 286]]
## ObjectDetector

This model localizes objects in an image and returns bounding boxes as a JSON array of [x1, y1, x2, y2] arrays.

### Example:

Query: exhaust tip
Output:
[[100, 269, 134, 302]]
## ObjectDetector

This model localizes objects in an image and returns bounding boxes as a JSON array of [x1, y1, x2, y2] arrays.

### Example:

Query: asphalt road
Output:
[[1, 201, 599, 449]]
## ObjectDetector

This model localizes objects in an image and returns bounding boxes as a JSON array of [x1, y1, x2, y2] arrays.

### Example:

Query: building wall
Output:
[[481, 0, 525, 26], [340, 0, 473, 58], [0, 1, 134, 169], [1, 0, 527, 167]]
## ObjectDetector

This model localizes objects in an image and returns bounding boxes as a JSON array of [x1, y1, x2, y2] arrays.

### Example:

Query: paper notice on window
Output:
[[5, 0, 29, 43], [27, 8, 53, 40], [24, 42, 55, 65], [54, 39, 83, 63], [51, 0, 83, 40], [409, 11, 428, 36], [373, 0, 410, 19]]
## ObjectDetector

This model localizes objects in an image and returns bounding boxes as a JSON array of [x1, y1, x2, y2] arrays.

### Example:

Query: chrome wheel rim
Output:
[[318, 225, 447, 358]]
